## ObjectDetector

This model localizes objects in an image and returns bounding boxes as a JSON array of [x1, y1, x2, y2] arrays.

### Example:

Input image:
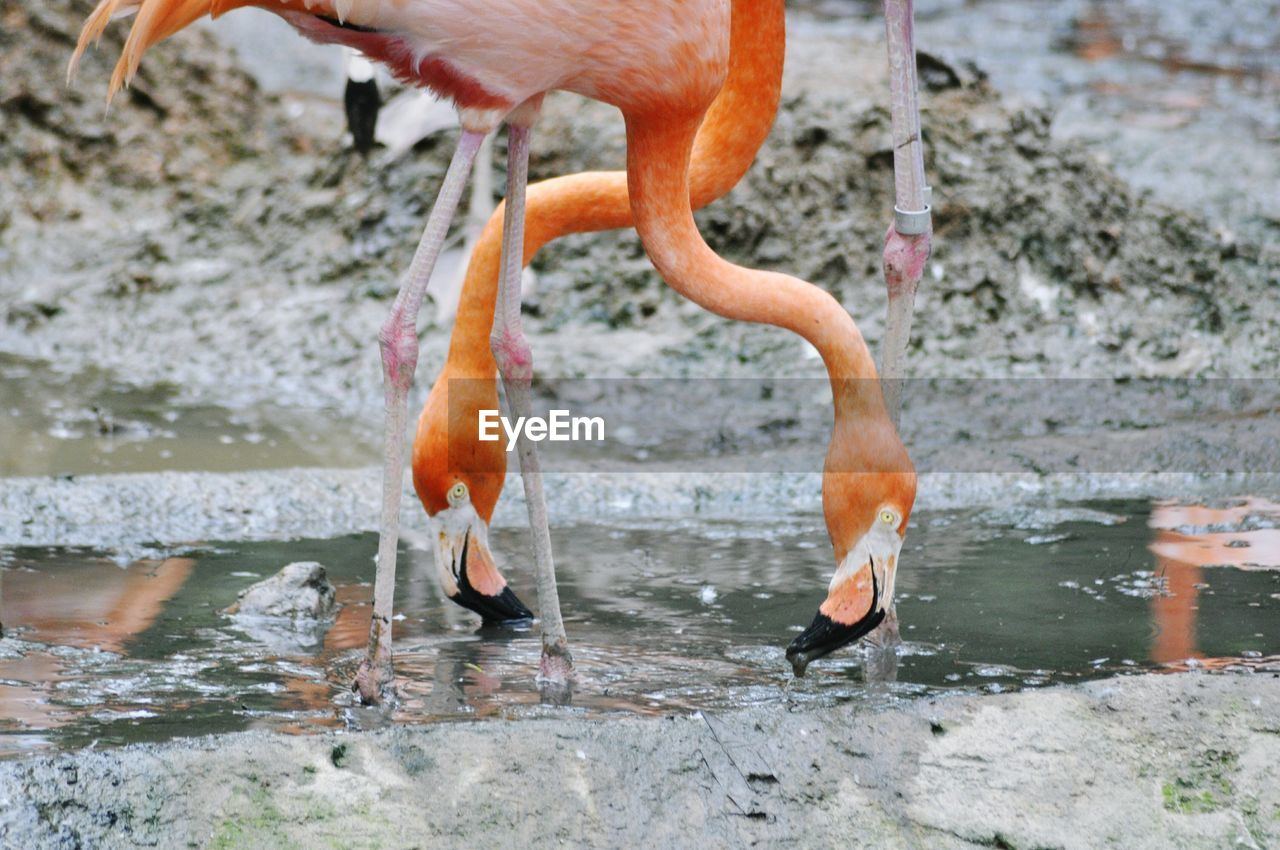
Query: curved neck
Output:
[[624, 111, 888, 422], [448, 0, 785, 374]]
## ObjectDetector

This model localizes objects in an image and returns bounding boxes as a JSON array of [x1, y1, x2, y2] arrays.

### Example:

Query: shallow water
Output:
[[0, 354, 375, 476], [2, 498, 1277, 757]]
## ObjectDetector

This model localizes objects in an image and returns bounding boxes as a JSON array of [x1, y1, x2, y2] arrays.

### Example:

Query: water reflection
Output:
[[1148, 499, 1280, 671], [1, 498, 1278, 756], [4, 556, 194, 653], [0, 556, 192, 748]]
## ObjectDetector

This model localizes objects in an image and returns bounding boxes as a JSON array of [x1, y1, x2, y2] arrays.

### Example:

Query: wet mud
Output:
[[4, 0, 1278, 423], [2, 0, 1280, 846], [2, 673, 1278, 849]]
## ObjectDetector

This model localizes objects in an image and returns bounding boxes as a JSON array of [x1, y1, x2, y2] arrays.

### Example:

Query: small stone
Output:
[[225, 562, 336, 621]]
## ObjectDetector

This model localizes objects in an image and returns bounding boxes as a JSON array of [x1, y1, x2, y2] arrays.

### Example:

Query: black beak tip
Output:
[[449, 585, 535, 627], [449, 533, 535, 626], [783, 645, 824, 675], [784, 607, 886, 677], [785, 645, 814, 678], [481, 586, 535, 626]]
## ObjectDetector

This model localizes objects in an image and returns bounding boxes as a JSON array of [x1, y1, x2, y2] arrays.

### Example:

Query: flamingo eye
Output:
[[449, 482, 468, 504], [880, 510, 895, 525]]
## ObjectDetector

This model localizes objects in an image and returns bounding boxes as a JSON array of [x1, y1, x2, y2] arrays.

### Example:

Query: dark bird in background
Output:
[[343, 48, 381, 156]]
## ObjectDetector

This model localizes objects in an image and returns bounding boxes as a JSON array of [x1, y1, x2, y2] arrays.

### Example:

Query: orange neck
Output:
[[624, 110, 912, 561], [624, 110, 885, 415], [447, 0, 786, 375]]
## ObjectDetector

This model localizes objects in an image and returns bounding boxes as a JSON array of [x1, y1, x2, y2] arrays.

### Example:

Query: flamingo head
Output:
[[426, 480, 533, 626], [787, 428, 916, 675], [411, 371, 532, 625]]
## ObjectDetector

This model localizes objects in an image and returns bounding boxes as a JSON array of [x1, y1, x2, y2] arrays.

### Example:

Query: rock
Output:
[[224, 562, 336, 621]]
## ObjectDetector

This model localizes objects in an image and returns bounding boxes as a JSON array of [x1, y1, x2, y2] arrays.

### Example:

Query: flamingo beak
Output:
[[431, 510, 533, 626], [786, 549, 893, 677]]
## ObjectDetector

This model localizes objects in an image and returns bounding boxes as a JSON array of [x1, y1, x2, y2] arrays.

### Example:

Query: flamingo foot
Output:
[[353, 628, 397, 706], [536, 637, 574, 704]]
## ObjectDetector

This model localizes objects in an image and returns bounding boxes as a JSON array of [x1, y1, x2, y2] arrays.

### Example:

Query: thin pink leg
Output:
[[488, 109, 574, 698], [355, 128, 487, 706], [880, 0, 932, 429], [872, 0, 931, 652]]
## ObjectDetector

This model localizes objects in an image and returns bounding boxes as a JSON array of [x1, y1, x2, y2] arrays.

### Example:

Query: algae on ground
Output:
[[1161, 749, 1239, 815], [210, 780, 300, 850]]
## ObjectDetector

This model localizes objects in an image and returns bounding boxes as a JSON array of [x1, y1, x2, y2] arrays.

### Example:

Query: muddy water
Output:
[[0, 354, 375, 476], [2, 499, 1277, 757]]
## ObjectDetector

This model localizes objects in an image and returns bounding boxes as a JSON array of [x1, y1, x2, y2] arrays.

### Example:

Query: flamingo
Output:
[[409, 0, 785, 631], [70, 0, 927, 701], [404, 0, 928, 673]]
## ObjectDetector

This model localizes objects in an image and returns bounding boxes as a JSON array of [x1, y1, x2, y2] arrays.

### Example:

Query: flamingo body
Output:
[[74, 0, 729, 118]]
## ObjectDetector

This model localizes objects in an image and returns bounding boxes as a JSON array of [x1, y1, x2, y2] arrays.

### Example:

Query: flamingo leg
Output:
[[879, 0, 932, 429], [869, 0, 931, 654], [355, 128, 488, 706], [489, 113, 574, 696]]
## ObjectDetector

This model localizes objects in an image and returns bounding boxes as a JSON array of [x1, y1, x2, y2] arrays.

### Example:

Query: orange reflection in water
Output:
[[0, 557, 194, 742], [1150, 497, 1280, 573], [262, 583, 373, 728], [2, 557, 194, 653], [0, 651, 72, 735], [1148, 499, 1280, 670], [322, 582, 375, 654]]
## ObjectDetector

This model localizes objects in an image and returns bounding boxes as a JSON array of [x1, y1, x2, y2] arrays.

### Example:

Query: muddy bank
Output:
[[2, 5, 1279, 841], [811, 0, 1280, 240], [5, 466, 1279, 554], [3, 0, 1277, 430], [0, 672, 1275, 848]]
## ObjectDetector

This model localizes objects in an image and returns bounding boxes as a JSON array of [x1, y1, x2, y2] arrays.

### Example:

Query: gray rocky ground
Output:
[[1, 673, 1278, 849], [5, 0, 1277, 423], [2, 0, 1279, 846], [3, 468, 1279, 558]]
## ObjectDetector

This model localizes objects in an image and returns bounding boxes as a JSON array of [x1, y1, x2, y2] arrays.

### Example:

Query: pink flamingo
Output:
[[70, 0, 931, 701]]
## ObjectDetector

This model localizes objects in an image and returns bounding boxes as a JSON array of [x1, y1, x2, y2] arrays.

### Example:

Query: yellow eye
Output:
[[449, 482, 468, 503], [880, 510, 895, 525]]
